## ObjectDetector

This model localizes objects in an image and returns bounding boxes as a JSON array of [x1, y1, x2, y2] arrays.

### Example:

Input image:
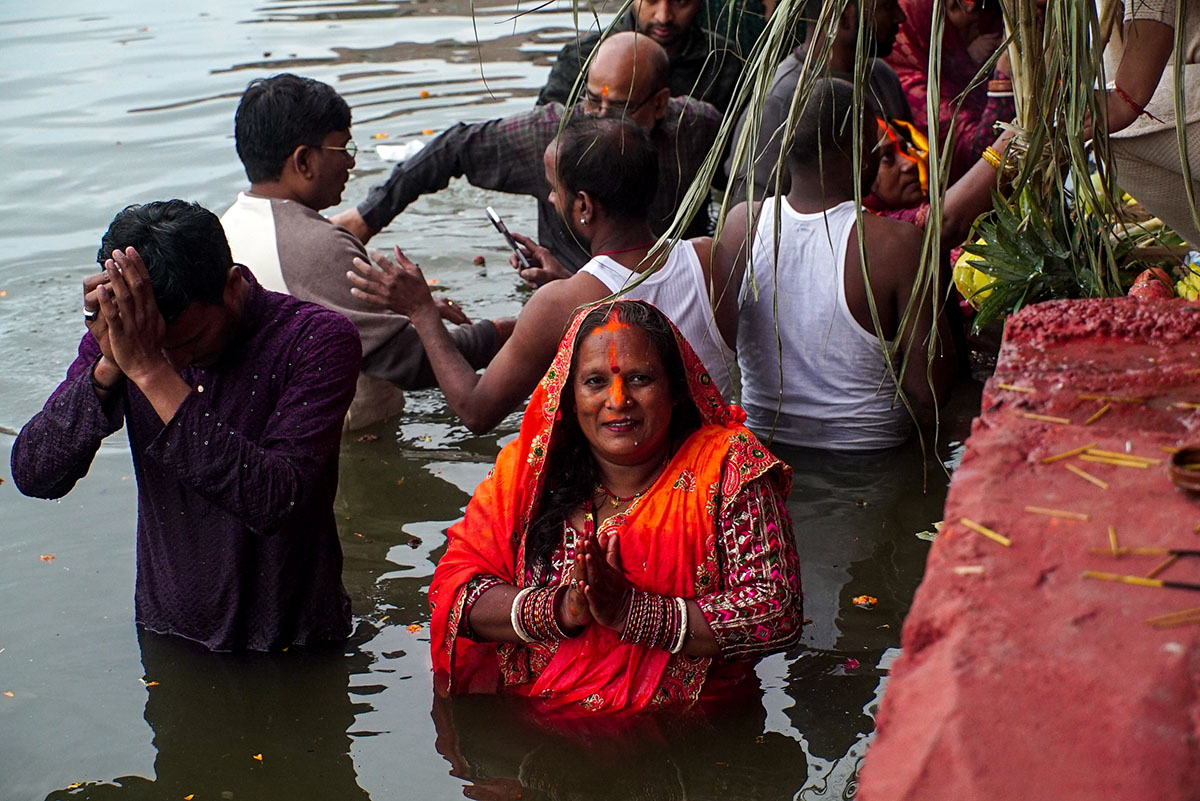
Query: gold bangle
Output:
[[982, 146, 1005, 171]]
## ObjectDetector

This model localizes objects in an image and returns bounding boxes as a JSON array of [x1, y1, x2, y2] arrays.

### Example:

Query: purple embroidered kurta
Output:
[[11, 271, 361, 651]]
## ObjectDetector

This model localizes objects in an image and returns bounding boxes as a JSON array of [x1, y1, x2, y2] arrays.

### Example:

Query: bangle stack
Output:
[[620, 591, 689, 654], [981, 145, 1018, 179], [510, 586, 572, 643]]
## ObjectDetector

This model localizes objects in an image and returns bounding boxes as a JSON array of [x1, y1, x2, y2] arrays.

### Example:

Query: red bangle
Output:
[[1113, 84, 1165, 124]]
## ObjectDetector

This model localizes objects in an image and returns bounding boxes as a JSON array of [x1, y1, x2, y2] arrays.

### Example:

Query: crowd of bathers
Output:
[[8, 0, 1068, 710]]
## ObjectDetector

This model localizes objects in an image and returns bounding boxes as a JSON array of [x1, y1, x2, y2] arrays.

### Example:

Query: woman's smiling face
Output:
[[572, 319, 675, 469]]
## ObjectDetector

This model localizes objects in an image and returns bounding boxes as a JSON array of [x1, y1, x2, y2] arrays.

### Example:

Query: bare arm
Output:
[[1106, 18, 1174, 133], [348, 247, 600, 433], [889, 224, 956, 411], [707, 201, 761, 350], [942, 129, 1015, 246]]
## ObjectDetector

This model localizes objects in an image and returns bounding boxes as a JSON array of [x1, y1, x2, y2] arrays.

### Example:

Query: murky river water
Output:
[[0, 3, 978, 799]]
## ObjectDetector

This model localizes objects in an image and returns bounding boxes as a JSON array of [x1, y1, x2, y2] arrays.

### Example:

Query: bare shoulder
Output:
[[690, 236, 715, 271], [718, 200, 761, 240], [514, 272, 607, 349], [859, 213, 922, 274]]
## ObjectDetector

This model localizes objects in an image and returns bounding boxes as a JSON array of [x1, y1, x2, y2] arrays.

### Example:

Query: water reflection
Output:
[[44, 632, 374, 801], [433, 693, 808, 801]]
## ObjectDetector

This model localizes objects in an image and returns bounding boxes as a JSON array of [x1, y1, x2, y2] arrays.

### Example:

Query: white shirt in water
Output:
[[578, 241, 737, 401], [738, 197, 911, 451]]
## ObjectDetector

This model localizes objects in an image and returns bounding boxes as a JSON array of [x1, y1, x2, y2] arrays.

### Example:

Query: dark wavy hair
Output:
[[97, 200, 232, 324], [522, 301, 702, 572], [234, 73, 351, 183]]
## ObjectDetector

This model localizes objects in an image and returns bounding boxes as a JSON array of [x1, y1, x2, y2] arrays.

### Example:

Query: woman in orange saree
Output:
[[429, 300, 801, 717]]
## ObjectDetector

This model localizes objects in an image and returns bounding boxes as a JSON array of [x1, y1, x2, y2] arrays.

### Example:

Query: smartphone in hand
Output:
[[485, 206, 531, 270]]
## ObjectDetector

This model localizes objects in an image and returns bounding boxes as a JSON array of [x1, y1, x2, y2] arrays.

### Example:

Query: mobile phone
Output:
[[485, 206, 531, 270]]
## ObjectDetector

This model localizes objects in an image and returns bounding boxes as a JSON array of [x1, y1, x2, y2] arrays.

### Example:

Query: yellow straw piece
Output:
[[1148, 616, 1200, 629], [1077, 394, 1145, 404], [958, 517, 1012, 547], [1082, 570, 1164, 588], [1086, 547, 1170, 556], [1146, 606, 1200, 626], [1147, 554, 1181, 579], [1173, 402, 1200, 410], [1108, 526, 1120, 555], [1065, 463, 1109, 489], [1085, 448, 1161, 464], [1158, 445, 1182, 454], [1017, 412, 1072, 424], [1078, 454, 1150, 468], [1041, 443, 1098, 464], [998, 383, 1035, 393], [1025, 505, 1090, 521], [1083, 404, 1112, 425]]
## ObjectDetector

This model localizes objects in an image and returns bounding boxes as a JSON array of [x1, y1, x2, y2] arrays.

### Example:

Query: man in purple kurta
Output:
[[11, 200, 360, 651]]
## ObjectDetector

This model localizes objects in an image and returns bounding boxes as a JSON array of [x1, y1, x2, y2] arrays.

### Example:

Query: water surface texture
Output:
[[0, 3, 973, 799]]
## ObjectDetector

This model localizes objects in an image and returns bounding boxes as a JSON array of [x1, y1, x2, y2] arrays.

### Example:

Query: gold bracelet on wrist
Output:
[[982, 146, 1004, 171]]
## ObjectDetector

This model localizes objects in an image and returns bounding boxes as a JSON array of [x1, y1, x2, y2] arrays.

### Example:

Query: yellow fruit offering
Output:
[[953, 239, 997, 309]]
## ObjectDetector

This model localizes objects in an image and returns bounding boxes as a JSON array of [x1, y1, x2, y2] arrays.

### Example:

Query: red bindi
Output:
[[610, 364, 620, 374]]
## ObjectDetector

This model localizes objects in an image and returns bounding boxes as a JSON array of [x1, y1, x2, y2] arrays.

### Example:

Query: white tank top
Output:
[[579, 241, 737, 400], [737, 197, 911, 451]]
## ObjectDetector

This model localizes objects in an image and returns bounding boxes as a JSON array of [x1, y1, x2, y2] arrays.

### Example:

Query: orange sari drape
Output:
[[428, 302, 787, 717]]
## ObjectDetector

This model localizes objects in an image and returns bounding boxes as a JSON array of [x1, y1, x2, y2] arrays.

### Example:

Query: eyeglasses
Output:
[[581, 88, 654, 118], [322, 140, 358, 159]]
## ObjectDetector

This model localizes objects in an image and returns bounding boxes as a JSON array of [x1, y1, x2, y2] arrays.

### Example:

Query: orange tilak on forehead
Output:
[[601, 85, 610, 97], [599, 318, 632, 373]]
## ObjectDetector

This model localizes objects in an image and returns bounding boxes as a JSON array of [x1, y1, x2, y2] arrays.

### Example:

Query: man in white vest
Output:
[[730, 77, 955, 451]]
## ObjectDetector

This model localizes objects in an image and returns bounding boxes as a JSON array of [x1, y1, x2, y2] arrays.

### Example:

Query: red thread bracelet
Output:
[[1113, 84, 1165, 124]]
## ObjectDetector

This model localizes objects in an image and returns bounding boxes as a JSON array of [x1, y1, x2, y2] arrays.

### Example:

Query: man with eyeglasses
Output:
[[330, 32, 720, 277], [536, 0, 743, 113], [221, 74, 510, 429]]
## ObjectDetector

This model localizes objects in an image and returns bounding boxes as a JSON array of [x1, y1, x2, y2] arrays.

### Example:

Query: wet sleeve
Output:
[[140, 315, 361, 536], [10, 335, 126, 499], [696, 474, 803, 660]]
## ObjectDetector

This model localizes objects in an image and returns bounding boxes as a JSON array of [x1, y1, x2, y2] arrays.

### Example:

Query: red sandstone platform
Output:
[[857, 298, 1200, 801]]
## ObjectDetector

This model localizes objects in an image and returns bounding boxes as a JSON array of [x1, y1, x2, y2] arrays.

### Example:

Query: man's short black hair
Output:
[[787, 77, 872, 171], [234, 73, 351, 183], [555, 115, 658, 220], [97, 200, 233, 324]]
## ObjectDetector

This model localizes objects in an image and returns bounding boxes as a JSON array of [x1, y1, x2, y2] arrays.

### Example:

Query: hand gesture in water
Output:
[[582, 528, 632, 631]]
